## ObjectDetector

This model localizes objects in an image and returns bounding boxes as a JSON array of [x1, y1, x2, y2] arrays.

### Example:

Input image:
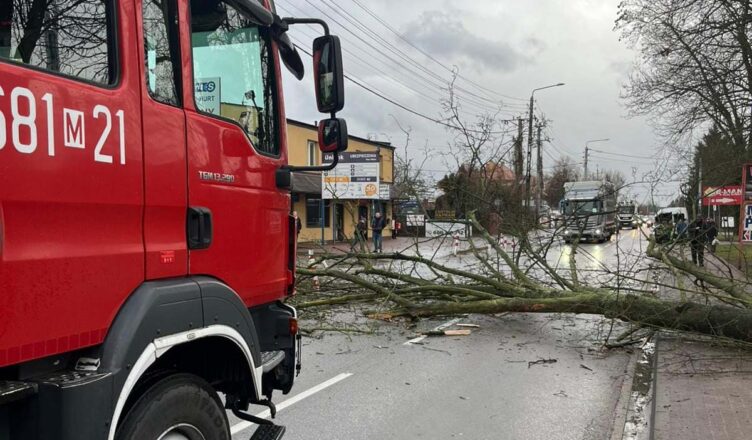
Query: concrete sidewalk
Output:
[[638, 246, 752, 439], [651, 335, 752, 440]]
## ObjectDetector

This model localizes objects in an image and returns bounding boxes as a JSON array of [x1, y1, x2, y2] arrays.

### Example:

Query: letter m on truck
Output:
[[0, 1, 347, 439]]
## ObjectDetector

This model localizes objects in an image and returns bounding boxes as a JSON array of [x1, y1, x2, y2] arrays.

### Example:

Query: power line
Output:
[[320, 0, 525, 110], [588, 154, 654, 165], [277, 4, 517, 120], [290, 41, 518, 134], [588, 148, 655, 160], [347, 0, 527, 103], [281, 0, 515, 115], [275, 8, 466, 115]]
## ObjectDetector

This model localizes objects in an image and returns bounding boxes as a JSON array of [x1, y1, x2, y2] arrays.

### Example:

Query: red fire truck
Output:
[[0, 0, 347, 438]]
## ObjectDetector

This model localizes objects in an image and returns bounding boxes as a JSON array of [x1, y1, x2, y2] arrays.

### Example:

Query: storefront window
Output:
[[306, 198, 331, 227]]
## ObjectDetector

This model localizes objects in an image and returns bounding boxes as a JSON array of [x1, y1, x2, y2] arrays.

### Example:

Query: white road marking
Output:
[[404, 317, 463, 345], [230, 372, 353, 435]]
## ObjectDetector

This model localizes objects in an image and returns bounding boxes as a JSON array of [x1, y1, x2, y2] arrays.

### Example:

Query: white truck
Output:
[[617, 203, 639, 229], [560, 181, 617, 243]]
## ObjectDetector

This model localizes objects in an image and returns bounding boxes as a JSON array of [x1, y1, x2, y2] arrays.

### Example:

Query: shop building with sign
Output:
[[287, 119, 394, 243]]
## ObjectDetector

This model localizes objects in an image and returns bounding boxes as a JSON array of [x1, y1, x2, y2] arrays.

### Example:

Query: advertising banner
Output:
[[702, 185, 742, 206], [743, 204, 752, 242], [322, 152, 380, 199], [379, 183, 391, 200]]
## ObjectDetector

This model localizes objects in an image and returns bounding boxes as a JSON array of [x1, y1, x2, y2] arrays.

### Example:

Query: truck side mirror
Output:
[[313, 35, 344, 113], [318, 118, 347, 153]]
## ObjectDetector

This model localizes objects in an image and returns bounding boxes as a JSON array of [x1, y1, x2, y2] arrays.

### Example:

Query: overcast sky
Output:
[[275, 0, 681, 206]]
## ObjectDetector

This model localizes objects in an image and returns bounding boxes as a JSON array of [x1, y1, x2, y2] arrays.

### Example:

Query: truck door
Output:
[[181, 0, 290, 305], [0, 0, 144, 365], [139, 0, 189, 279]]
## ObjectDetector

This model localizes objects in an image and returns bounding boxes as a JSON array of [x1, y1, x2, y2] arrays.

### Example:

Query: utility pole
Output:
[[525, 83, 564, 208], [513, 117, 523, 181], [697, 156, 702, 218], [583, 145, 589, 180], [584, 138, 609, 181], [525, 98, 535, 208], [535, 122, 544, 218]]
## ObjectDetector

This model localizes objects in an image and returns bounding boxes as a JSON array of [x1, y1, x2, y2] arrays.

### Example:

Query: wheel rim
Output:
[[158, 423, 207, 440]]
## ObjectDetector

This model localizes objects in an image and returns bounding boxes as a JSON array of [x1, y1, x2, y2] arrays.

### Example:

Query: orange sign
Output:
[[323, 176, 350, 183], [364, 183, 378, 196]]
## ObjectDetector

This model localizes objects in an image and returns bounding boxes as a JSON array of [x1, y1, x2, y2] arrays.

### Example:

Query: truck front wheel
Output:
[[116, 373, 230, 440]]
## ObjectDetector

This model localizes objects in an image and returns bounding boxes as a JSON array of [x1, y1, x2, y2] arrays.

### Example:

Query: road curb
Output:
[[609, 346, 640, 440], [648, 335, 659, 440], [611, 338, 658, 440]]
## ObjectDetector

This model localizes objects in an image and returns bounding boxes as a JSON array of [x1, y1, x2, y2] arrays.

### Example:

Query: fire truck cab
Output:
[[0, 0, 346, 439]]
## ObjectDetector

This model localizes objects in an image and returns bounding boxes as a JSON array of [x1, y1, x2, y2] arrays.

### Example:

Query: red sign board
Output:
[[703, 185, 742, 206]]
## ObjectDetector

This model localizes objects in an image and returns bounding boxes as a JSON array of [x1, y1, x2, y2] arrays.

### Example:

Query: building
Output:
[[287, 119, 395, 243]]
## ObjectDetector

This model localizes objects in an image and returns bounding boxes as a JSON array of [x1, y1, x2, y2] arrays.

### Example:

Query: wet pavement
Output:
[[230, 228, 653, 439], [231, 313, 632, 440]]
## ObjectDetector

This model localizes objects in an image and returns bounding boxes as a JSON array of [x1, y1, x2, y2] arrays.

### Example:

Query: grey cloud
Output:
[[406, 10, 531, 72]]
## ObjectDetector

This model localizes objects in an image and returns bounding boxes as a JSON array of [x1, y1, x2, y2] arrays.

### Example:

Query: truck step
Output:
[[0, 380, 38, 405], [249, 424, 286, 440], [260, 350, 285, 373], [35, 370, 110, 388]]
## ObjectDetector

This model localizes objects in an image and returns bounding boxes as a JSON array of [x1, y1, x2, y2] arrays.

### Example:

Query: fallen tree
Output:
[[294, 215, 752, 344]]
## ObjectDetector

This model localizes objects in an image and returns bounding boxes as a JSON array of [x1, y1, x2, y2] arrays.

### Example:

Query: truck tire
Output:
[[116, 373, 230, 440]]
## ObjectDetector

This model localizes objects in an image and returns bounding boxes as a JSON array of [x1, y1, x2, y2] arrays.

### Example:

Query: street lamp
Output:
[[525, 83, 565, 214], [584, 138, 610, 180]]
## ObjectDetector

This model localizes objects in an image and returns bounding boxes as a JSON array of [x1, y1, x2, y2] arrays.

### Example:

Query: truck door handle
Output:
[[187, 207, 212, 250]]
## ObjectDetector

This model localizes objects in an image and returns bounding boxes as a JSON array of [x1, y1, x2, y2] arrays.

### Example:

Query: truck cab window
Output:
[[190, 0, 279, 155], [143, 0, 180, 106], [0, 0, 114, 84]]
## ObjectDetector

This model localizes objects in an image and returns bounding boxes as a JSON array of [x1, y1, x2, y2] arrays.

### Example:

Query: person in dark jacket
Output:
[[371, 212, 386, 252], [706, 219, 718, 253], [293, 211, 301, 237], [351, 218, 367, 251], [675, 217, 688, 241], [688, 215, 707, 266]]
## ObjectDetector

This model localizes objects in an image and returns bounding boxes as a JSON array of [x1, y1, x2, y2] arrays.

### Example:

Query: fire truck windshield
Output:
[[190, 0, 278, 155]]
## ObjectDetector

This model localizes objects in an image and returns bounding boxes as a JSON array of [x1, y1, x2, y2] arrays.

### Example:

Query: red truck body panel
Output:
[[0, 0, 291, 368]]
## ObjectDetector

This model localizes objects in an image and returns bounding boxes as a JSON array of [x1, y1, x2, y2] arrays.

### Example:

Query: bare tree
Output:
[[616, 0, 752, 150], [544, 157, 580, 208]]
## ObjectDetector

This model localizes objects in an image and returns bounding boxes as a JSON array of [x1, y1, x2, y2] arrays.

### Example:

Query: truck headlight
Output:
[[595, 229, 602, 235], [564, 230, 571, 235]]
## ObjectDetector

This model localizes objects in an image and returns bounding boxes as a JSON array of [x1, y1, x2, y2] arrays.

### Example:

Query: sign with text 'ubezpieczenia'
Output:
[[322, 152, 380, 199]]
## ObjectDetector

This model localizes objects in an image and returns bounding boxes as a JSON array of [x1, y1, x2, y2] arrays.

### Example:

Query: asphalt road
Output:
[[230, 229, 648, 440]]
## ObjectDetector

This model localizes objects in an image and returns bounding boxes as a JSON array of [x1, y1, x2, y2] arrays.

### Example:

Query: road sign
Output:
[[435, 210, 455, 220], [702, 185, 741, 205], [425, 221, 470, 238], [406, 214, 425, 226], [321, 152, 380, 199], [743, 204, 752, 242]]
